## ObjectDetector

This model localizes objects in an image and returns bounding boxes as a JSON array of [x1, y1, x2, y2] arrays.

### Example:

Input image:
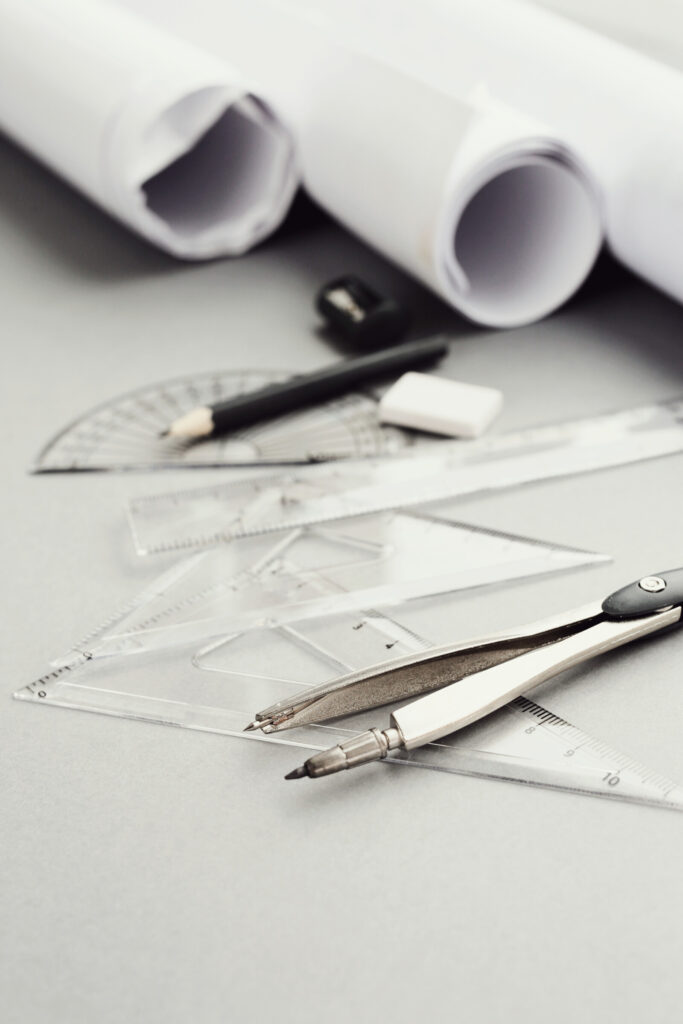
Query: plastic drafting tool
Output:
[[128, 396, 683, 555], [15, 598, 683, 812], [50, 513, 607, 664], [33, 369, 417, 471]]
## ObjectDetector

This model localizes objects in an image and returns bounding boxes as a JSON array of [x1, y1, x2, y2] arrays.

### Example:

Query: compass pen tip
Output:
[[243, 718, 272, 733]]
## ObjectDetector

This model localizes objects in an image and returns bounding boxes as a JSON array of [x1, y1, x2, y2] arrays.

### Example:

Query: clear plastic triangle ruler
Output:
[[51, 511, 608, 664], [194, 605, 683, 811], [15, 597, 683, 812], [34, 369, 416, 471], [128, 396, 683, 555]]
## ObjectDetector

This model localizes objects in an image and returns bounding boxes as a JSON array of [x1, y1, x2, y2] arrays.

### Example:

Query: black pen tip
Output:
[[284, 766, 308, 781]]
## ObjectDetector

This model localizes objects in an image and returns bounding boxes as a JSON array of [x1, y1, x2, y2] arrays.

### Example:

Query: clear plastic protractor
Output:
[[34, 369, 416, 471]]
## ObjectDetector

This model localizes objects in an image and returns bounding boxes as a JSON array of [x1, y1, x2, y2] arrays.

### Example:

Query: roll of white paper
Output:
[[280, 0, 683, 310], [295, 63, 602, 328], [119, 0, 603, 327], [0, 0, 298, 258]]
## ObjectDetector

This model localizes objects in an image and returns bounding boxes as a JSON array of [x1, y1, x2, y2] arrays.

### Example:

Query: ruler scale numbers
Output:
[[16, 599, 683, 811], [27, 384, 683, 809], [127, 396, 683, 554]]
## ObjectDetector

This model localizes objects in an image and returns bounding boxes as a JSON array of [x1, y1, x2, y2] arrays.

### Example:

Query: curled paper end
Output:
[[281, 37, 603, 330], [443, 148, 603, 328], [113, 90, 298, 259], [0, 0, 299, 262]]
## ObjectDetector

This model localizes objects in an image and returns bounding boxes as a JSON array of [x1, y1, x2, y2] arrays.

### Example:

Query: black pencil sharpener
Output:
[[315, 275, 411, 348]]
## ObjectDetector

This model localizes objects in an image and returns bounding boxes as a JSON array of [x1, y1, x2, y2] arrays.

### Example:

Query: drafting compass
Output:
[[245, 570, 683, 786]]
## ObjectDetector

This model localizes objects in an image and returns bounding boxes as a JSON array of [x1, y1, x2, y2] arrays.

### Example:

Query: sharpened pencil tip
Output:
[[284, 766, 308, 780], [158, 429, 170, 439]]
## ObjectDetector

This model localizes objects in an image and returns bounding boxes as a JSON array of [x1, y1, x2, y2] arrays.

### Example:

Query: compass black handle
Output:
[[602, 568, 683, 621]]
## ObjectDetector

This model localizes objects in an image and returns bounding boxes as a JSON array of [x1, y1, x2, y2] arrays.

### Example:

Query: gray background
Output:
[[2, 18, 683, 1018]]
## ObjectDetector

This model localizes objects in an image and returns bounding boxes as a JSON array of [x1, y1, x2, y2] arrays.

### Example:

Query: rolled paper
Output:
[[0, 0, 298, 258]]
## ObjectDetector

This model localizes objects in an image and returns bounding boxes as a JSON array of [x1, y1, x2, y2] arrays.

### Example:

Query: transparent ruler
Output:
[[128, 396, 683, 554], [15, 601, 683, 812], [51, 513, 606, 663], [34, 369, 415, 471]]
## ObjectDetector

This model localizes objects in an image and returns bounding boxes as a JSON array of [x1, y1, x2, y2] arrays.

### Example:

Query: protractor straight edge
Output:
[[33, 369, 416, 472]]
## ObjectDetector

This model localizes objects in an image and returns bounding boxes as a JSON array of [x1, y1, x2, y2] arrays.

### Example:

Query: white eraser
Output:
[[378, 372, 503, 438]]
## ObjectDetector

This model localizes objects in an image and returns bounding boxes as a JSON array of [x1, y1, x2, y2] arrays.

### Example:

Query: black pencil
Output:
[[162, 335, 450, 439]]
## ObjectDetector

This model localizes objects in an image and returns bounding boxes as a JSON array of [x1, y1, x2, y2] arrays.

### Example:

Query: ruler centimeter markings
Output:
[[13, 574, 683, 811], [16, 652, 683, 811], [26, 388, 683, 807], [127, 396, 683, 554]]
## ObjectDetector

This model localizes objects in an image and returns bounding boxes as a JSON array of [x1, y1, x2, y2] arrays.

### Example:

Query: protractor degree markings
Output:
[[237, 399, 378, 441], [83, 406, 166, 444], [62, 428, 182, 455], [35, 369, 414, 471], [131, 400, 172, 432], [121, 397, 176, 434], [240, 415, 400, 456], [71, 420, 158, 449]]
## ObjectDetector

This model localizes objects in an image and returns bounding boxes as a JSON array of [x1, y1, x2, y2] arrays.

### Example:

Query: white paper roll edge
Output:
[[103, 86, 299, 259], [295, 54, 604, 328], [436, 129, 603, 327], [279, 0, 683, 311], [0, 0, 299, 258]]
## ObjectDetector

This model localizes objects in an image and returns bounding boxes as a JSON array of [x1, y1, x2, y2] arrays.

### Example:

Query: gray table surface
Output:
[[1, 121, 682, 1024]]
